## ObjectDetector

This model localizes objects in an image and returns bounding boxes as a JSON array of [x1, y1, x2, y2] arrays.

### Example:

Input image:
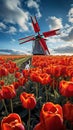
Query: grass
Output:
[[14, 55, 32, 68]]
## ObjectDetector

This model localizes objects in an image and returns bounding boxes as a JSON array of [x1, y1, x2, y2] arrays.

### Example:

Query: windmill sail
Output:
[[19, 35, 35, 44], [31, 16, 40, 33], [43, 29, 60, 37]]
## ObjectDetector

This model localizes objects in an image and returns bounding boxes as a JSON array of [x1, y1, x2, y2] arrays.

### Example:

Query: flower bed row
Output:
[[0, 55, 26, 62]]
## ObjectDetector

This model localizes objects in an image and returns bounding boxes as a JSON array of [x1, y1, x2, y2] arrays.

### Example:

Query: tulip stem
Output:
[[2, 99, 8, 115], [45, 85, 48, 102], [35, 82, 38, 98], [10, 99, 13, 113], [28, 109, 30, 130], [53, 76, 55, 90]]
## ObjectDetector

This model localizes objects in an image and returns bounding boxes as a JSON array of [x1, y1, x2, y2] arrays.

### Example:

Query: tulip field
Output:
[[0, 54, 73, 130]]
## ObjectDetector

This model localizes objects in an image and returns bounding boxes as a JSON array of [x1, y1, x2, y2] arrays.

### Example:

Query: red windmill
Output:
[[19, 16, 60, 55]]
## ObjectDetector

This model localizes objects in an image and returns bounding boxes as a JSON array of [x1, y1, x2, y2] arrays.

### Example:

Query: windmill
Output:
[[19, 16, 60, 55]]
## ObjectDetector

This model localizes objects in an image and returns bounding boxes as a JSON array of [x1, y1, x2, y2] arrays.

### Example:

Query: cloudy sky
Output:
[[0, 0, 73, 55]]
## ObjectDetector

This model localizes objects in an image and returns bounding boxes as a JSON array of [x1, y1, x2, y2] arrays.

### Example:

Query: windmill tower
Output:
[[19, 16, 60, 55]]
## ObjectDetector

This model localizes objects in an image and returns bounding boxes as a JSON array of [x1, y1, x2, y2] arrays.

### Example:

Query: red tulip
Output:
[[13, 81, 20, 89], [1, 113, 25, 130], [63, 102, 73, 122], [2, 84, 16, 99], [70, 77, 73, 81], [18, 77, 27, 86], [0, 80, 4, 86], [59, 80, 73, 97], [10, 62, 16, 68], [0, 67, 8, 77], [20, 92, 36, 109], [34, 102, 65, 130], [30, 71, 40, 82], [0, 57, 5, 64], [22, 69, 30, 78], [30, 67, 42, 82], [8, 68, 15, 74], [30, 71, 51, 85], [15, 72, 21, 78], [38, 73, 51, 85], [51, 65, 61, 77], [15, 66, 19, 71], [50, 65, 66, 77]]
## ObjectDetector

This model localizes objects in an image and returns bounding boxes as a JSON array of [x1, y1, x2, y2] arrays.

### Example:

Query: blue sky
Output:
[[0, 0, 73, 55]]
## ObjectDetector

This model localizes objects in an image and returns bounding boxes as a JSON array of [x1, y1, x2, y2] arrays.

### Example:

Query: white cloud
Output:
[[47, 16, 63, 29], [7, 26, 17, 34], [64, 24, 70, 28], [27, 0, 39, 8], [46, 42, 73, 55], [0, 22, 6, 29], [45, 7, 73, 50], [0, 49, 31, 55], [53, 43, 73, 54], [61, 24, 71, 36], [68, 7, 73, 23], [0, 0, 30, 31], [47, 36, 61, 44], [26, 0, 41, 18], [61, 26, 73, 42]]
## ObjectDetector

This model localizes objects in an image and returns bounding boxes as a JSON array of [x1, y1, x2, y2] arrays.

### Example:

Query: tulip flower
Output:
[[1, 113, 25, 130], [59, 80, 73, 97], [2, 84, 16, 99], [10, 61, 16, 68], [0, 67, 8, 77], [20, 92, 36, 109], [63, 102, 73, 122], [15, 72, 21, 78], [8, 68, 15, 74], [13, 81, 20, 89], [20, 92, 36, 130], [70, 77, 73, 81], [30, 71, 40, 82], [30, 72, 51, 85], [22, 69, 30, 78], [0, 89, 9, 115], [18, 77, 27, 86], [0, 80, 4, 86], [34, 102, 65, 130], [2, 84, 16, 113], [38, 73, 51, 85]]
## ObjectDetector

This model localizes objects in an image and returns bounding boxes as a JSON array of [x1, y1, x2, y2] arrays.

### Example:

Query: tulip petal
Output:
[[2, 123, 11, 130], [14, 123, 25, 130], [33, 123, 44, 130], [1, 113, 25, 130], [45, 115, 63, 130]]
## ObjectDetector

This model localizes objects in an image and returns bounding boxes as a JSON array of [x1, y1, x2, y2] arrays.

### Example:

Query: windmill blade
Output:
[[19, 35, 35, 44], [43, 29, 60, 37], [31, 16, 40, 33], [39, 38, 50, 55]]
